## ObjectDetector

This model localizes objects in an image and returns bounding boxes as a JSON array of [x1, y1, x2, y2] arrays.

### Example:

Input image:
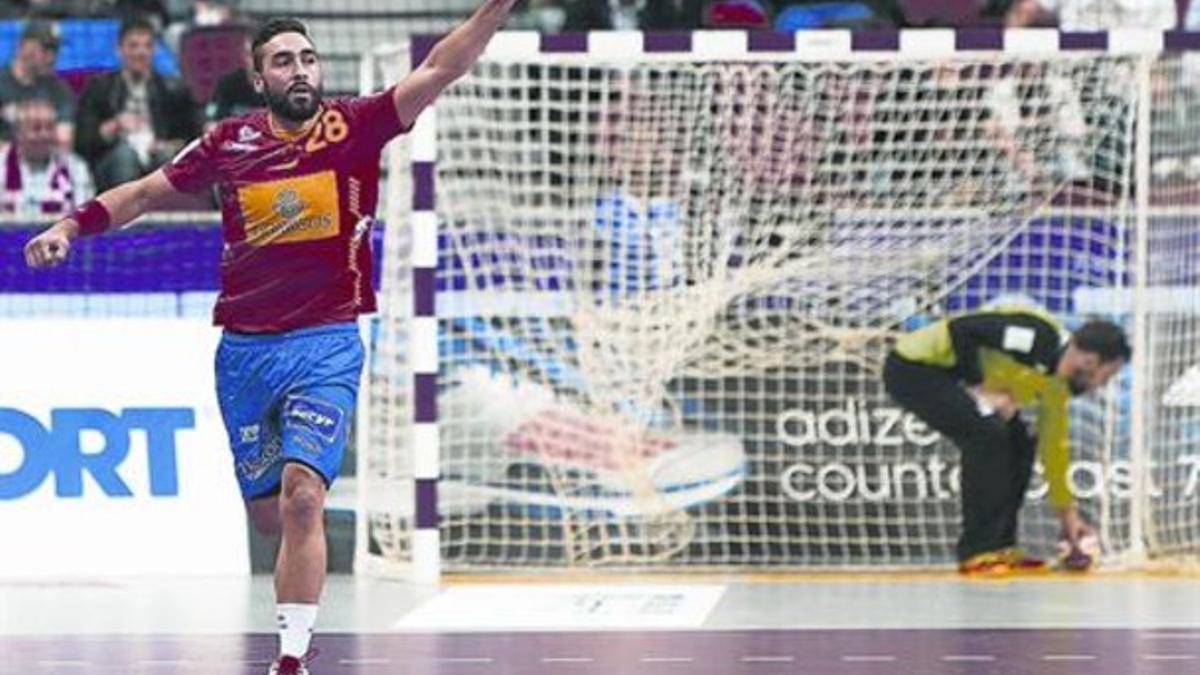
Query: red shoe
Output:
[[267, 656, 307, 675], [268, 648, 317, 675]]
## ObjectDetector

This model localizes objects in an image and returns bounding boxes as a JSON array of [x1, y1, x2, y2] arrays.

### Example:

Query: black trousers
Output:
[[883, 353, 1037, 561]]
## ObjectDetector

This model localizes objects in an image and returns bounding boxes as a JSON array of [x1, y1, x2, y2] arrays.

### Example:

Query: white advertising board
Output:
[[0, 319, 249, 577]]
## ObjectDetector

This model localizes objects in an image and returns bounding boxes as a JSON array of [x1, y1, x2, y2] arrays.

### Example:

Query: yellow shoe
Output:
[[958, 551, 1012, 578], [1000, 547, 1049, 575]]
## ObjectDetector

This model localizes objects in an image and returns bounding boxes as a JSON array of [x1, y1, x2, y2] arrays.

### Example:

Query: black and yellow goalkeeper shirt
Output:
[[893, 306, 1073, 508]]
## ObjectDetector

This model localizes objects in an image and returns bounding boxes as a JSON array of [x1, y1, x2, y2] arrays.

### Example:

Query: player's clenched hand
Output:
[[24, 219, 79, 269]]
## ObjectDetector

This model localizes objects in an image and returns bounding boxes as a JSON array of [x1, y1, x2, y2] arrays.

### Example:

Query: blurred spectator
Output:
[[706, 0, 771, 27], [1006, 0, 1178, 29], [0, 97, 93, 218], [166, 0, 244, 54], [75, 16, 200, 192], [188, 0, 239, 25], [0, 0, 64, 17], [565, 0, 706, 31], [0, 1, 27, 17], [985, 62, 1091, 186], [204, 33, 260, 126], [511, 0, 569, 32], [0, 19, 74, 149], [3, 0, 162, 19], [113, 0, 173, 31]]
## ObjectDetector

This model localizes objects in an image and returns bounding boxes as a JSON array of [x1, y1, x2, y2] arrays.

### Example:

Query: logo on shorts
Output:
[[239, 424, 260, 444], [283, 396, 343, 443], [237, 435, 281, 481]]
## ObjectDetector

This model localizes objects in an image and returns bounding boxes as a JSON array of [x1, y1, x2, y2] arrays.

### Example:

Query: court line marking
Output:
[[1042, 654, 1098, 661], [740, 655, 795, 662], [842, 655, 899, 662], [540, 657, 594, 663], [36, 662, 90, 668], [136, 661, 191, 666], [339, 658, 393, 665], [1144, 654, 1198, 661], [640, 657, 694, 663], [435, 657, 495, 663], [942, 655, 996, 661]]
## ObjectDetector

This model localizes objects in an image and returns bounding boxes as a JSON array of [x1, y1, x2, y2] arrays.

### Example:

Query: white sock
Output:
[[276, 603, 319, 658]]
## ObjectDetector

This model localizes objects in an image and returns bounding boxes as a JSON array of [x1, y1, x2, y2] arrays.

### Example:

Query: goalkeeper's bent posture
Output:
[[23, 3, 517, 673], [884, 307, 1129, 576]]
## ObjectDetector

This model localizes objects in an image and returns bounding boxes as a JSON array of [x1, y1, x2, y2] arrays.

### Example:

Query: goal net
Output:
[[361, 34, 1200, 573], [1137, 53, 1200, 566]]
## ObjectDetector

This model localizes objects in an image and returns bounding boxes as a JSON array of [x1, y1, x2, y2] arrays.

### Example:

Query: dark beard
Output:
[[264, 84, 321, 123], [1067, 371, 1091, 396]]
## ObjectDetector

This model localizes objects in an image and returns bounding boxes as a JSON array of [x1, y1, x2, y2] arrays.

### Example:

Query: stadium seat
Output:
[[775, 3, 877, 30], [706, 0, 771, 28], [0, 18, 178, 77], [59, 68, 106, 97]]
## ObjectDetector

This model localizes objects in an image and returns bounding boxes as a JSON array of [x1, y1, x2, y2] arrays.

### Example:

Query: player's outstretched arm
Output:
[[391, 0, 518, 129], [24, 169, 182, 269]]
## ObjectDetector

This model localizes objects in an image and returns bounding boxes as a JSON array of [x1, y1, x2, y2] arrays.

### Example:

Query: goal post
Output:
[[359, 30, 1200, 576]]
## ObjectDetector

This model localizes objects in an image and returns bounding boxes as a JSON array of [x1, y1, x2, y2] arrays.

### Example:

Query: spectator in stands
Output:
[[1006, 0, 1178, 29], [1, 0, 50, 17], [205, 33, 261, 126], [1004, 0, 1176, 195], [0, 1, 27, 17], [511, 0, 569, 32], [564, 0, 705, 31], [8, 0, 171, 21], [113, 0, 174, 32], [984, 61, 1092, 187], [0, 97, 93, 218], [166, 0, 244, 54], [0, 19, 74, 149], [191, 0, 240, 25], [75, 16, 201, 192]]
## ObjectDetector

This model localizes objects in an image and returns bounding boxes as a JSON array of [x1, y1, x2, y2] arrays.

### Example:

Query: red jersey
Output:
[[163, 88, 405, 333]]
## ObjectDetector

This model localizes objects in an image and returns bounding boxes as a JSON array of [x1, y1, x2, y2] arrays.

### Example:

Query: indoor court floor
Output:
[[2, 574, 1199, 674]]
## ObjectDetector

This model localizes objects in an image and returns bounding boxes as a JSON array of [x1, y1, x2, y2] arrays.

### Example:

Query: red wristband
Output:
[[71, 200, 112, 237]]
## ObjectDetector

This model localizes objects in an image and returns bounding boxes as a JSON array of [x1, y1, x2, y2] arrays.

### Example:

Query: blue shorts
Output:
[[215, 322, 364, 500]]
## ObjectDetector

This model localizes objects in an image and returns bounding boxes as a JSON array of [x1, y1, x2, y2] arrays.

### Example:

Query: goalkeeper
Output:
[[884, 307, 1129, 575]]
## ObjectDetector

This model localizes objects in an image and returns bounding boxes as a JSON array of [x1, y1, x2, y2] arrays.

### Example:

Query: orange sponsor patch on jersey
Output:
[[237, 171, 340, 246]]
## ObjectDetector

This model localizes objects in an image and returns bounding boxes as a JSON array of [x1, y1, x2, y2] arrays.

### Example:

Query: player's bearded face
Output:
[[264, 76, 323, 122], [257, 33, 324, 123]]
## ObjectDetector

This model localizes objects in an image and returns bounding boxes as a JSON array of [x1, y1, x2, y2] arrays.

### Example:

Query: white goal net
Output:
[[360, 35, 1200, 573]]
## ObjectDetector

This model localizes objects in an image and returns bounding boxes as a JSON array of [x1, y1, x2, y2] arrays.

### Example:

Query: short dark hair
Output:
[[14, 96, 59, 125], [1072, 319, 1132, 363], [118, 16, 156, 43], [252, 18, 311, 72]]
